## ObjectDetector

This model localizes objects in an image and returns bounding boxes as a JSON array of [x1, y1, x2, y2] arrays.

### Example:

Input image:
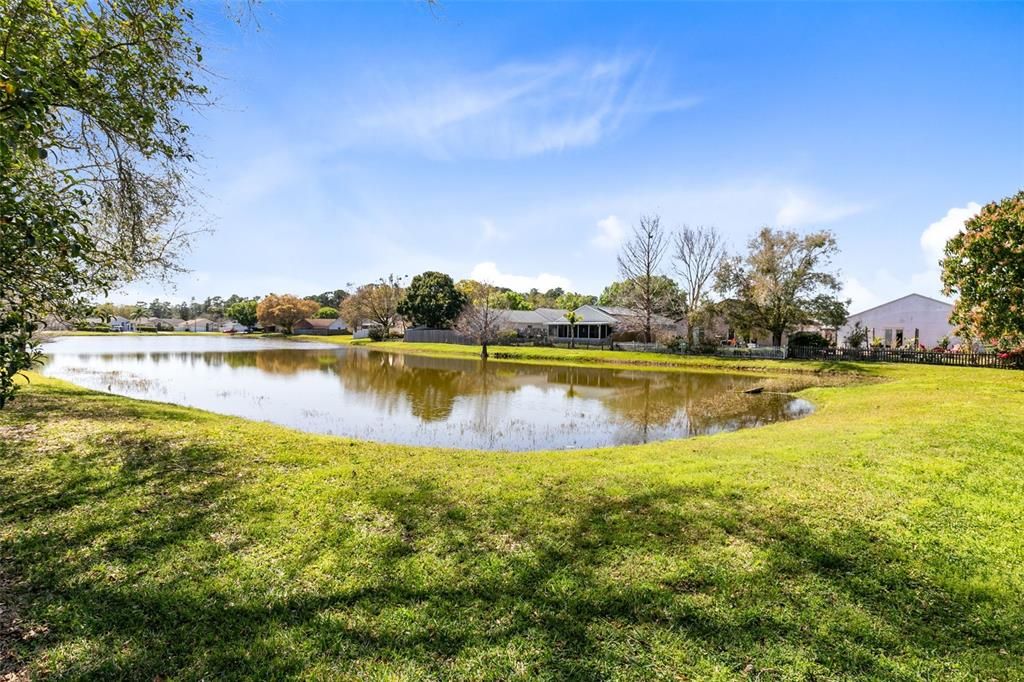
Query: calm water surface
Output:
[[40, 336, 811, 450]]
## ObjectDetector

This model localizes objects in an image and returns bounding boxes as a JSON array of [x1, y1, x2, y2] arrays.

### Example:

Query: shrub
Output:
[[788, 331, 830, 349], [844, 322, 868, 349], [367, 326, 387, 342]]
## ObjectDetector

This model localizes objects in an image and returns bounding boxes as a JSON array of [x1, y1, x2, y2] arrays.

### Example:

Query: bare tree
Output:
[[454, 282, 502, 359], [672, 225, 726, 346], [617, 214, 671, 342]]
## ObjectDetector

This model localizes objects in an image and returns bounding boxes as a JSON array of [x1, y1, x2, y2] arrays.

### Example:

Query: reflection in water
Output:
[[41, 336, 812, 451]]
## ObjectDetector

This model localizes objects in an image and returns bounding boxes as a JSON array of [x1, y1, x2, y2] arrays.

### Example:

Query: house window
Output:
[[884, 329, 893, 347], [895, 329, 904, 347]]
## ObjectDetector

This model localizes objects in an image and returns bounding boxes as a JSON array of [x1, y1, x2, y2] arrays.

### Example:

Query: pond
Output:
[[39, 336, 812, 451]]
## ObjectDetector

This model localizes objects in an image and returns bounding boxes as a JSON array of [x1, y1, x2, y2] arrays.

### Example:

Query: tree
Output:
[[307, 289, 349, 308], [491, 290, 532, 310], [226, 299, 258, 330], [256, 294, 318, 334], [554, 291, 596, 311], [941, 190, 1024, 348], [344, 274, 407, 333], [455, 282, 502, 359], [397, 271, 466, 328], [314, 306, 339, 319], [615, 215, 675, 341], [1, 0, 212, 406], [565, 311, 581, 349], [673, 225, 726, 346], [716, 228, 847, 347]]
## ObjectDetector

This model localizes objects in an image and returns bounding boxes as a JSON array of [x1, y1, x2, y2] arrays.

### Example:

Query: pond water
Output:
[[40, 336, 812, 451]]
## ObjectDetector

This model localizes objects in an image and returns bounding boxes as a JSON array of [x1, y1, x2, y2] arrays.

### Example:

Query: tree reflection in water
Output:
[[41, 338, 814, 450]]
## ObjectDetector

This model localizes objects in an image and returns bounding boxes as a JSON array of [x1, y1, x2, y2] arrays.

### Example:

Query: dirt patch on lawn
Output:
[[0, 569, 35, 681]]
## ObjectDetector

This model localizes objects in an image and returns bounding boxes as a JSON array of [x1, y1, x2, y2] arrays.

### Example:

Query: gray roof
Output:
[[496, 310, 556, 325], [550, 304, 679, 327], [532, 308, 569, 322]]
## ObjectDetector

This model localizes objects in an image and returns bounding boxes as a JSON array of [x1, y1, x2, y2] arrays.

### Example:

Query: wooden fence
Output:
[[403, 328, 472, 345], [789, 346, 1022, 369]]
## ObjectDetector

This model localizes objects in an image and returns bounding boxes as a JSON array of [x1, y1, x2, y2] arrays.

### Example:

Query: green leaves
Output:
[[942, 190, 1024, 346], [1, 0, 213, 406]]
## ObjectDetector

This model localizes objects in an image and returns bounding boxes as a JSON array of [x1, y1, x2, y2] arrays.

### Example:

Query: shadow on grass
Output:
[[0, 390, 1018, 679]]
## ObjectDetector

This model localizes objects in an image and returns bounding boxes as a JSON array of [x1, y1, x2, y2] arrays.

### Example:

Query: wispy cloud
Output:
[[479, 218, 507, 242], [591, 214, 626, 250], [775, 189, 866, 226], [469, 262, 572, 292], [342, 53, 699, 159]]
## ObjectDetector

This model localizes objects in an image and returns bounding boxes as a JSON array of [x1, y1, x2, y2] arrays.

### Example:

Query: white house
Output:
[[220, 321, 249, 333], [108, 315, 135, 332], [175, 318, 217, 332], [838, 293, 959, 348]]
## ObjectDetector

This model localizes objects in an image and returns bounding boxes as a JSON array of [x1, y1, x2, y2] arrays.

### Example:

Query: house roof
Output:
[[298, 318, 338, 329], [549, 304, 678, 327], [496, 310, 554, 325], [532, 308, 569, 322], [848, 293, 952, 318]]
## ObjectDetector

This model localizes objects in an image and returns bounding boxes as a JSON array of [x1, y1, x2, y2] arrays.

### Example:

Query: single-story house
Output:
[[220, 321, 249, 333], [837, 293, 959, 348], [175, 318, 217, 332], [134, 316, 181, 331], [548, 305, 684, 343], [495, 309, 567, 337], [293, 318, 348, 335]]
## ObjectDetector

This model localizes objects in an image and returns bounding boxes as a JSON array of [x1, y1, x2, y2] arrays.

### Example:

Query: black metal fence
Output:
[[789, 346, 1023, 369]]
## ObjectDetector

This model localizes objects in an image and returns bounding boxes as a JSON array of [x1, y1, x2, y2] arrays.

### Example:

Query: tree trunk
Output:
[[772, 330, 783, 347], [480, 341, 488, 359]]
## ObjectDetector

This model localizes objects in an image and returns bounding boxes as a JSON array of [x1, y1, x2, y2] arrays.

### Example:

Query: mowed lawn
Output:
[[1, 359, 1022, 680]]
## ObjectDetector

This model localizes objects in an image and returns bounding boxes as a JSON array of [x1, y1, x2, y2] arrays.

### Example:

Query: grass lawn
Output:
[[1, 353, 1022, 679]]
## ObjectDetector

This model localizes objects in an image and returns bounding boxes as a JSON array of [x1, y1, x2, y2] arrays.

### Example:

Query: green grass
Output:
[[1, 358, 1023, 680]]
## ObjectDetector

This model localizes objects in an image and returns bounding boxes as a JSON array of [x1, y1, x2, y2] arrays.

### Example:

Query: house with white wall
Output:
[[837, 293, 958, 348]]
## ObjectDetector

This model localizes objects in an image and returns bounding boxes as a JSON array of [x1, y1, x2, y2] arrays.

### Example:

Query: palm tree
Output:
[[565, 311, 581, 349]]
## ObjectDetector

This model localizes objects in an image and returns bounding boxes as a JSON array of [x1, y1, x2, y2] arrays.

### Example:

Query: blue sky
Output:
[[123, 1, 1024, 312]]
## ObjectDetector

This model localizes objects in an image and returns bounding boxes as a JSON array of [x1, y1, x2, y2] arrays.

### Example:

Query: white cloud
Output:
[[775, 189, 866, 226], [469, 262, 572, 292], [480, 218, 507, 242], [842, 202, 981, 312], [841, 277, 882, 313], [920, 202, 981, 263], [591, 214, 626, 250], [343, 53, 699, 159]]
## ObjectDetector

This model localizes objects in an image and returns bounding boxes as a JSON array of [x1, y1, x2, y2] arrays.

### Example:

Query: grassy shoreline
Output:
[[3, 350, 1023, 678]]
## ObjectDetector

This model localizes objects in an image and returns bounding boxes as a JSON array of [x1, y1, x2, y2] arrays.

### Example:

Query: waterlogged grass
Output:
[[1, 363, 1023, 680]]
